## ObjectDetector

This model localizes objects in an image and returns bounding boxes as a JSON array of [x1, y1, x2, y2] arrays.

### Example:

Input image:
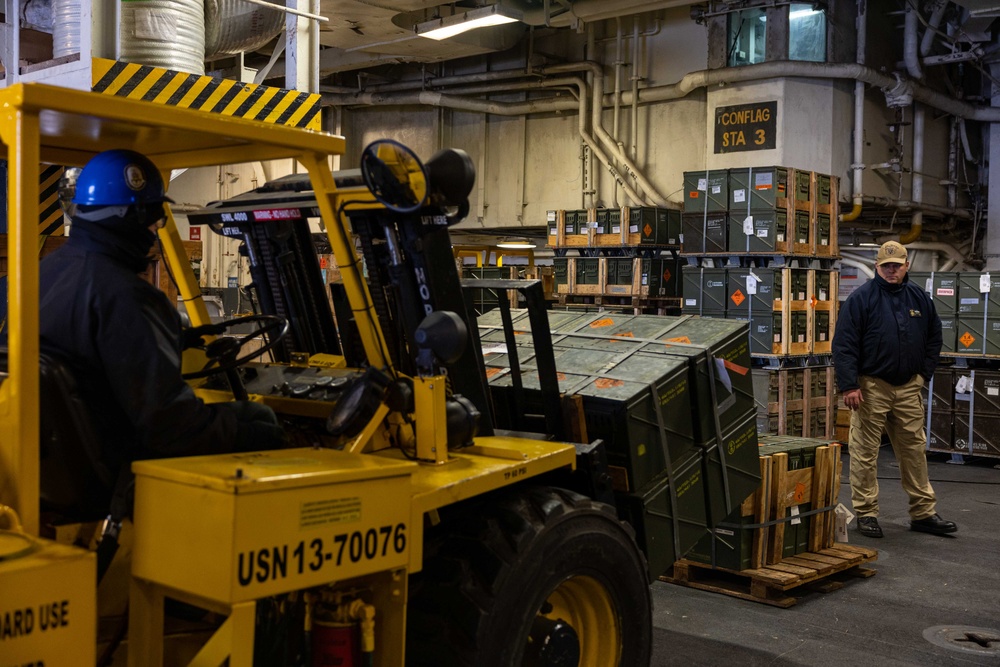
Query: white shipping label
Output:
[[746, 274, 758, 295], [135, 8, 177, 40], [924, 278, 932, 292], [697, 178, 707, 191], [743, 216, 754, 235], [547, 211, 557, 221], [679, 233, 684, 243], [642, 276, 649, 285], [797, 334, 806, 342], [612, 225, 621, 233], [819, 289, 827, 300], [733, 189, 746, 203], [711, 185, 721, 194], [630, 225, 639, 233], [757, 229, 768, 238], [790, 505, 801, 526], [981, 273, 992, 293], [755, 172, 773, 187], [989, 387, 999, 396], [685, 298, 697, 306], [956, 375, 971, 394], [820, 239, 829, 245], [773, 334, 780, 343], [777, 233, 785, 242]]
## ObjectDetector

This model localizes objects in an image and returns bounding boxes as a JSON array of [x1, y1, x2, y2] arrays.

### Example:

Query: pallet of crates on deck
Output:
[[664, 434, 876, 607]]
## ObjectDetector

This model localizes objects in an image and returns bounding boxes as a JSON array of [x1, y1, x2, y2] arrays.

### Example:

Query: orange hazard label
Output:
[[513, 330, 527, 335], [731, 290, 746, 306], [811, 296, 818, 308], [643, 223, 653, 237], [485, 367, 503, 379], [663, 336, 692, 345], [590, 318, 615, 328], [960, 332, 976, 348], [611, 332, 634, 341], [663, 268, 672, 282], [792, 482, 807, 503], [594, 378, 625, 389], [689, 192, 699, 198]]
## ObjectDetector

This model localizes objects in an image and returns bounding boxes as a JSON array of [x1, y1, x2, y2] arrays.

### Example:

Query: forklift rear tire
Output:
[[406, 486, 652, 667]]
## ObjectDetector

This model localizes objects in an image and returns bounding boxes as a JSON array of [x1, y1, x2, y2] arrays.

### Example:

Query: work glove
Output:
[[217, 401, 286, 452]]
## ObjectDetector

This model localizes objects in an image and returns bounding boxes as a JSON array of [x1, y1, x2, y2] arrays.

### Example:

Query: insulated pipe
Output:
[[900, 103, 925, 244], [631, 18, 641, 196], [518, 0, 692, 28], [545, 61, 667, 206], [948, 117, 958, 210], [904, 3, 923, 80], [920, 0, 948, 57], [613, 18, 624, 207], [839, 256, 876, 280], [843, 1, 867, 223]]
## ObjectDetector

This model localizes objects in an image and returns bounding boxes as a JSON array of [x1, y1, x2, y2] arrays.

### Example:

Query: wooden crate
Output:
[[546, 209, 562, 248], [759, 367, 836, 438]]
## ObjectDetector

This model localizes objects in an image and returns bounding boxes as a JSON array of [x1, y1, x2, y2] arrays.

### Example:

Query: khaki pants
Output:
[[848, 375, 937, 520]]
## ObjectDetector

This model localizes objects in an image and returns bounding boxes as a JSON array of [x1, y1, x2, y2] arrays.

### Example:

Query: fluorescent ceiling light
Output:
[[789, 8, 821, 20], [497, 238, 536, 249], [416, 5, 521, 41]]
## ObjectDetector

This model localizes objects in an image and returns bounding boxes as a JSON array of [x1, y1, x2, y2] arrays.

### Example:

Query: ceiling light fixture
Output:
[[415, 5, 522, 41], [496, 238, 536, 249]]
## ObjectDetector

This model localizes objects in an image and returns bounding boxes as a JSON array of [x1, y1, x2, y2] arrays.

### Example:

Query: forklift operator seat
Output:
[[0, 348, 117, 523]]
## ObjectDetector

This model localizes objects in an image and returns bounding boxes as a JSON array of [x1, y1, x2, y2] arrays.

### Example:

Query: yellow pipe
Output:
[[898, 219, 923, 244], [840, 200, 862, 222]]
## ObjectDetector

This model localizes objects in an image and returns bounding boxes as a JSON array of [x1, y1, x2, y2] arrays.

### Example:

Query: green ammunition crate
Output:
[[794, 170, 812, 202], [628, 207, 681, 245], [814, 310, 831, 346], [702, 409, 759, 525], [621, 452, 709, 576], [817, 174, 832, 205], [793, 210, 811, 245], [957, 272, 1000, 314], [727, 166, 789, 212], [681, 212, 727, 253], [594, 208, 622, 234], [553, 257, 569, 286], [788, 269, 809, 301], [815, 271, 832, 302], [908, 271, 959, 314], [575, 258, 600, 285], [940, 316, 956, 353], [954, 317, 1000, 355], [687, 508, 753, 571], [682, 266, 727, 313], [684, 169, 729, 212], [726, 268, 777, 315], [790, 311, 809, 346], [727, 210, 786, 253], [547, 211, 559, 237], [640, 257, 682, 297], [607, 258, 634, 286], [816, 213, 831, 249], [954, 369, 1000, 416]]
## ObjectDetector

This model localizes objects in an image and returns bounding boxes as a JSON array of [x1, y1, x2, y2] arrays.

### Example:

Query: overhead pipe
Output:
[[325, 60, 1000, 124], [630, 18, 641, 199], [899, 2, 924, 243], [612, 17, 625, 207], [533, 61, 667, 206], [843, 0, 867, 223], [859, 195, 973, 220], [899, 102, 926, 243], [920, 0, 948, 57]]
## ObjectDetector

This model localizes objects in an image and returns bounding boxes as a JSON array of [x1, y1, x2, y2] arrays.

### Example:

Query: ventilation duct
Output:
[[121, 0, 206, 75], [52, 0, 79, 58], [205, 0, 284, 60]]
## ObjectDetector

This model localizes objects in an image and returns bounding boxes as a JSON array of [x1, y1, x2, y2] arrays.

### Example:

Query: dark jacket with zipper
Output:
[[832, 272, 942, 393]]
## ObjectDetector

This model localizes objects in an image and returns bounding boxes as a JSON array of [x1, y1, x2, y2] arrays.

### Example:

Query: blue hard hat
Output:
[[72, 149, 174, 206]]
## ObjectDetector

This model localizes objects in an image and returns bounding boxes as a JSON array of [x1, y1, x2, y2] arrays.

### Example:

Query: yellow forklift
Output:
[[0, 83, 757, 666]]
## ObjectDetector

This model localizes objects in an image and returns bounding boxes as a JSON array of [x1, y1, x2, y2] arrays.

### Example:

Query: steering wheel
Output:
[[182, 314, 290, 381]]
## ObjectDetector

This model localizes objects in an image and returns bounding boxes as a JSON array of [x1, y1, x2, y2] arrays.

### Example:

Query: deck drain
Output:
[[923, 626, 1000, 656]]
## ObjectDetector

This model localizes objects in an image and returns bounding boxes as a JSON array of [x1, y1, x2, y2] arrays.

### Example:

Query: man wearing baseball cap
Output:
[[832, 240, 957, 538]]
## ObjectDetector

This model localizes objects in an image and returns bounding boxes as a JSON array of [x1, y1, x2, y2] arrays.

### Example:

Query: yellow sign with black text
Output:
[[0, 539, 96, 665], [714, 101, 777, 154]]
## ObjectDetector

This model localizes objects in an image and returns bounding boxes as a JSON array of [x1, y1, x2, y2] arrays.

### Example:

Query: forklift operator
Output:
[[35, 149, 284, 480]]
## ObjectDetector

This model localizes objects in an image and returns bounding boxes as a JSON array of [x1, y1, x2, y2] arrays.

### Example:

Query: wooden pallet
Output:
[[661, 544, 877, 608]]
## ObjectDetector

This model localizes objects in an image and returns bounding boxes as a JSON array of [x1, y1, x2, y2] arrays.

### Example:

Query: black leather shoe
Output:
[[857, 516, 883, 538], [910, 513, 958, 535]]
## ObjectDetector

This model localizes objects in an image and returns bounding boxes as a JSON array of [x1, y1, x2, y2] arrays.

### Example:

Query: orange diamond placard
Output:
[[960, 331, 976, 348], [731, 289, 746, 306], [643, 223, 653, 237], [662, 268, 672, 283]]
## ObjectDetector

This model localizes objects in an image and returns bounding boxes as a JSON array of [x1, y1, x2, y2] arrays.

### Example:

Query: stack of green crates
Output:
[[477, 310, 762, 576], [686, 435, 827, 571]]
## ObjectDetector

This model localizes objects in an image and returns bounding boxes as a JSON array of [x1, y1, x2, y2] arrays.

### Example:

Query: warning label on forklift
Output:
[[299, 497, 362, 529]]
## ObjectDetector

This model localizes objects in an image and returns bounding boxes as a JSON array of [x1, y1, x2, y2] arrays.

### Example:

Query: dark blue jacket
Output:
[[37, 236, 242, 478], [832, 272, 942, 392]]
